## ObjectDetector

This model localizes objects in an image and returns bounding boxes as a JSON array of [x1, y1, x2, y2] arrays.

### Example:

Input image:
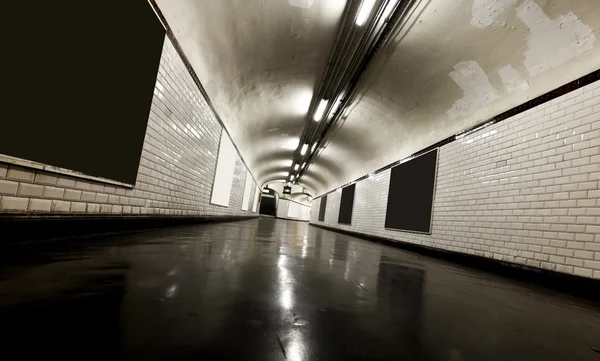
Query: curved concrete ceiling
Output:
[[155, 0, 346, 191], [156, 0, 600, 196], [265, 181, 312, 205]]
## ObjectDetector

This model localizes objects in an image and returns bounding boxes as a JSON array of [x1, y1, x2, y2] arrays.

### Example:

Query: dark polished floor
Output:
[[1, 218, 600, 360]]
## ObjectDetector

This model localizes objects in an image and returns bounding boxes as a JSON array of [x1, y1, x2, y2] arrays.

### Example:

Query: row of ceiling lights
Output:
[[286, 0, 377, 187]]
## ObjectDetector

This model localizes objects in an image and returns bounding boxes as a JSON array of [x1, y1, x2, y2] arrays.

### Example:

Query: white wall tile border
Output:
[[0, 154, 135, 188]]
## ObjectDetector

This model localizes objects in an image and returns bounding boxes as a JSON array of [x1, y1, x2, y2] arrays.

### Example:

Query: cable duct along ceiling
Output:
[[296, 0, 419, 186]]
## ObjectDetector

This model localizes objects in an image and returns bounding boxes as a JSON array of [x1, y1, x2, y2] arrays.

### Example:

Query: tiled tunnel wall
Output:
[[311, 79, 600, 280], [0, 37, 258, 218]]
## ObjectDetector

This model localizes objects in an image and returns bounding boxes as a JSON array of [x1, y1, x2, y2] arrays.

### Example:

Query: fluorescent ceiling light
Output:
[[329, 99, 343, 120], [290, 175, 295, 181], [294, 164, 299, 171], [312, 143, 317, 152], [356, 0, 375, 26], [313, 99, 328, 122], [302, 162, 306, 168], [280, 137, 300, 150], [300, 144, 308, 155]]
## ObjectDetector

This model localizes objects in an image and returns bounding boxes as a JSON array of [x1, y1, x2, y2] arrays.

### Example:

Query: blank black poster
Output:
[[384, 149, 438, 233], [1, 0, 165, 185], [338, 184, 356, 225], [318, 195, 328, 222]]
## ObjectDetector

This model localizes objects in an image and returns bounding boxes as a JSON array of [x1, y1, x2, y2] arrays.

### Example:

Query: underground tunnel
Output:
[[1, 0, 600, 359]]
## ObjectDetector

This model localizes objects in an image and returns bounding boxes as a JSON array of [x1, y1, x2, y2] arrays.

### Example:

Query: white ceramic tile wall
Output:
[[0, 37, 258, 218], [312, 79, 600, 280]]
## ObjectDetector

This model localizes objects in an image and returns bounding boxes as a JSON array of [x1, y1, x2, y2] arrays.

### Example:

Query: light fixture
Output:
[[300, 144, 308, 155], [280, 137, 301, 150], [313, 99, 329, 122], [290, 175, 295, 181], [312, 142, 317, 152], [356, 0, 376, 26], [329, 98, 343, 120], [294, 164, 299, 171], [302, 162, 306, 168]]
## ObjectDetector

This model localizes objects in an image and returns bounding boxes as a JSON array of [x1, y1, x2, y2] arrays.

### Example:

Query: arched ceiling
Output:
[[265, 181, 312, 205], [154, 0, 346, 192], [156, 0, 600, 196]]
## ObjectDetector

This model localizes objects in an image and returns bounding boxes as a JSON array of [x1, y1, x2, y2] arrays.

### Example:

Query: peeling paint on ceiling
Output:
[[471, 0, 517, 28], [498, 64, 530, 93], [517, 0, 596, 77], [288, 0, 314, 9], [447, 60, 499, 120]]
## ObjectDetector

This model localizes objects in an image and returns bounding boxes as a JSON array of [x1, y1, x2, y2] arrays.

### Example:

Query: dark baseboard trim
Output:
[[310, 223, 600, 301], [275, 217, 309, 223], [0, 214, 259, 245]]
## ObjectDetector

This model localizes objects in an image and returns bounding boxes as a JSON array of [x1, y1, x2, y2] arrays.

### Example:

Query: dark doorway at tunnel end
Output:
[[259, 188, 277, 217]]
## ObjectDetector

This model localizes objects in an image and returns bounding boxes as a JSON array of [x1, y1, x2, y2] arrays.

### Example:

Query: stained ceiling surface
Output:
[[156, 0, 600, 196]]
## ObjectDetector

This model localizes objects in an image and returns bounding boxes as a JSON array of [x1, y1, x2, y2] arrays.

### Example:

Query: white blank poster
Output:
[[241, 171, 252, 211], [210, 132, 237, 207], [287, 201, 299, 218], [277, 199, 289, 218], [252, 187, 260, 212], [299, 204, 311, 221]]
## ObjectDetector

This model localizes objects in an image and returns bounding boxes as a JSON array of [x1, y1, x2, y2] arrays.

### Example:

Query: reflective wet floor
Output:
[[1, 218, 599, 360]]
